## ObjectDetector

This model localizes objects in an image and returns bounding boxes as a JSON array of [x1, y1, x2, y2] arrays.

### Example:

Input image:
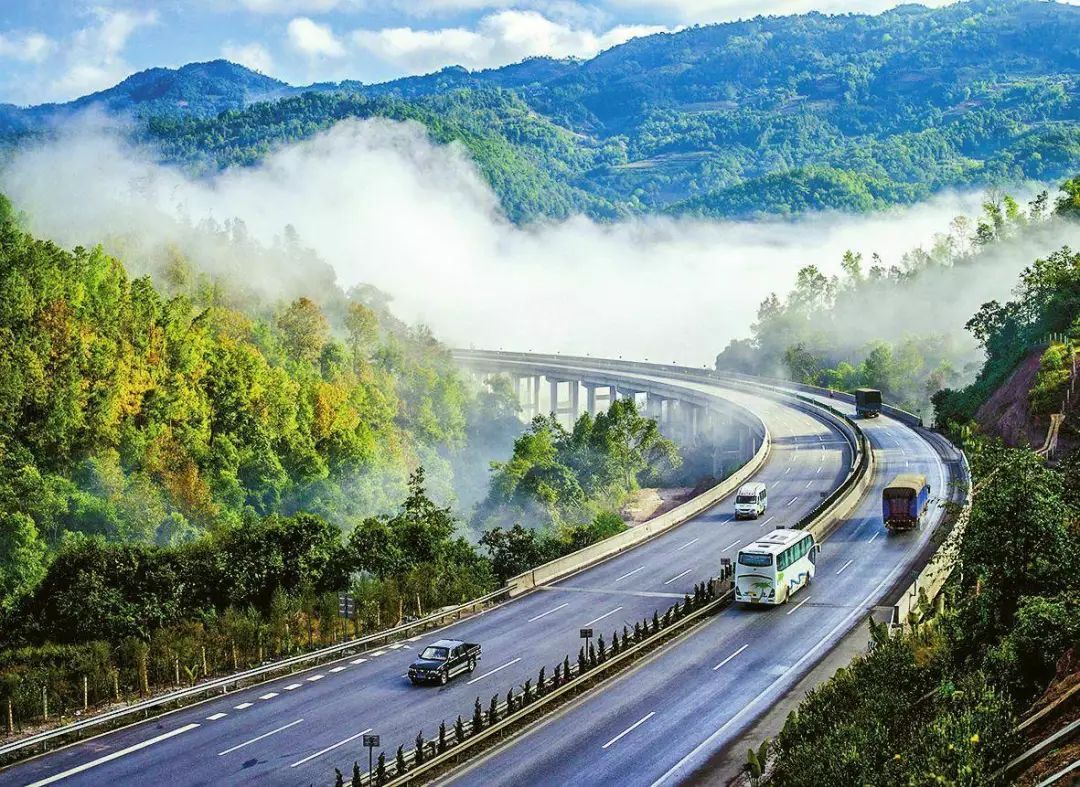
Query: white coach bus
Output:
[[733, 529, 818, 605]]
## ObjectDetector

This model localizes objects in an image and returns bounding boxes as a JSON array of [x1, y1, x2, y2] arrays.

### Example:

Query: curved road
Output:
[[0, 364, 856, 787], [443, 382, 962, 787]]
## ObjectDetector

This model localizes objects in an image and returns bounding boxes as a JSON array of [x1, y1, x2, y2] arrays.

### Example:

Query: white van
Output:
[[734, 482, 768, 519]]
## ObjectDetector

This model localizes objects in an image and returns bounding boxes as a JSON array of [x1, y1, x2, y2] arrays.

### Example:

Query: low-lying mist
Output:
[[1, 117, 1035, 369]]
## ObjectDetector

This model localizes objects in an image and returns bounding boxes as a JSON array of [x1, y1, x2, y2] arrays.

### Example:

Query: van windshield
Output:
[[738, 552, 773, 567], [736, 495, 757, 504]]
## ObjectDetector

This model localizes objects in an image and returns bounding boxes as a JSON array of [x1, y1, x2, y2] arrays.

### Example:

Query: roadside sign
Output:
[[579, 628, 593, 639], [363, 734, 380, 748]]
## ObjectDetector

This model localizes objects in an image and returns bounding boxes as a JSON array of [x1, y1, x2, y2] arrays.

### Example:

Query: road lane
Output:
[[0, 367, 851, 787], [443, 406, 959, 787]]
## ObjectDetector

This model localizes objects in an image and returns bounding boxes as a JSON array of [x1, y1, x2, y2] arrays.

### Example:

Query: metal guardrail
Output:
[[0, 588, 511, 759]]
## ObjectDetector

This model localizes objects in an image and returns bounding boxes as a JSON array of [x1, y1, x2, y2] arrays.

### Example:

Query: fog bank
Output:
[[0, 119, 1026, 366]]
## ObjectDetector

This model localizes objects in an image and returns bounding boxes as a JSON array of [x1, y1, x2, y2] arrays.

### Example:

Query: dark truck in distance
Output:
[[408, 639, 480, 685], [854, 387, 882, 418]]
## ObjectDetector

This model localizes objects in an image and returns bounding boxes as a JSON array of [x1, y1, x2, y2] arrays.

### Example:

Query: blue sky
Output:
[[0, 0, 979, 105]]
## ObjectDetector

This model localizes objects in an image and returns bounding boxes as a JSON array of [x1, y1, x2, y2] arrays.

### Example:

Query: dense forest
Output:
[[0, 194, 691, 727], [2, 0, 1077, 222], [714, 176, 1080, 421]]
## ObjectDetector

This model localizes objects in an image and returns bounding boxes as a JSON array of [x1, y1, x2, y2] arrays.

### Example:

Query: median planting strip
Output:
[[331, 578, 732, 786]]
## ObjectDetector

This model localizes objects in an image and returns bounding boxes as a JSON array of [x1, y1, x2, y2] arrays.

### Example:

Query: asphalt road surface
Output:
[[0, 367, 857, 787]]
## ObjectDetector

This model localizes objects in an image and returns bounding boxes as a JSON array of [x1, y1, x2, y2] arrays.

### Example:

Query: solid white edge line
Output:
[[218, 718, 304, 756], [290, 727, 372, 768], [663, 569, 694, 586], [25, 723, 201, 786], [712, 644, 748, 671], [528, 603, 570, 623], [601, 712, 656, 750], [584, 606, 624, 627], [466, 657, 522, 685]]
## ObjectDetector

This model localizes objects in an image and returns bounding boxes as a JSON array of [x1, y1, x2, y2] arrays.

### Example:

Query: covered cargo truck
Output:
[[854, 388, 882, 418], [882, 474, 930, 531]]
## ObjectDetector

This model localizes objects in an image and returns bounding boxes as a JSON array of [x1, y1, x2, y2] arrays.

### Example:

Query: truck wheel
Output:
[[467, 657, 476, 673], [439, 671, 448, 685]]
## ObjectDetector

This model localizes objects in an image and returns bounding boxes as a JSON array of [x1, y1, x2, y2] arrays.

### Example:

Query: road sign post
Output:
[[363, 733, 380, 784], [579, 627, 593, 665]]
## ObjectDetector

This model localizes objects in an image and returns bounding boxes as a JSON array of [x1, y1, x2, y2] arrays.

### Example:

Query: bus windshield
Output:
[[738, 552, 773, 567]]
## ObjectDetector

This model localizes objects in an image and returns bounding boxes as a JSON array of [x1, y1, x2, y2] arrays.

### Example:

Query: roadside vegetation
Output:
[[716, 176, 1079, 421], [769, 442, 1079, 785]]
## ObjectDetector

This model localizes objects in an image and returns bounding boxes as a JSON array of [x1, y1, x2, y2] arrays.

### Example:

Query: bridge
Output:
[[0, 352, 962, 787]]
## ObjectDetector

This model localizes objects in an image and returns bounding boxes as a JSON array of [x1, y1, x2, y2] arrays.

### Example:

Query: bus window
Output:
[[738, 552, 772, 567]]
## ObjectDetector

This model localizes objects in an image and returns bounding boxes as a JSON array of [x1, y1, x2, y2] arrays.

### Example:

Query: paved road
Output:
[[0, 367, 853, 787], [443, 394, 961, 787]]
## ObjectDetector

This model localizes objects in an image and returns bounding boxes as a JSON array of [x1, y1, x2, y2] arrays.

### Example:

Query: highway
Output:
[[443, 388, 963, 787], [0, 363, 855, 787]]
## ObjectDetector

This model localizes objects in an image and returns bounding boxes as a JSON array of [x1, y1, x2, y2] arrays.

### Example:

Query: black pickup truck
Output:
[[408, 639, 481, 685]]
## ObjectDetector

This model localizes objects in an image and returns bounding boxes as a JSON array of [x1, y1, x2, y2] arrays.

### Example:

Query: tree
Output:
[[0, 512, 47, 610], [277, 297, 328, 364]]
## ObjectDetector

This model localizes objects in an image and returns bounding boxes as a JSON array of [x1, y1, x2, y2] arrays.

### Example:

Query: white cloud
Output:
[[240, 0, 343, 11], [222, 41, 275, 73], [0, 31, 54, 63], [287, 16, 347, 57], [352, 10, 671, 74], [44, 9, 158, 101], [3, 119, 1022, 369]]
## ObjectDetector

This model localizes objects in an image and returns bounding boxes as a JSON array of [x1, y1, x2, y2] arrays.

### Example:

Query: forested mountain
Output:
[[2, 0, 1077, 221]]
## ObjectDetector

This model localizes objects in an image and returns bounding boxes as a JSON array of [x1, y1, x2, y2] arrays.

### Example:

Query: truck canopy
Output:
[[883, 474, 928, 497]]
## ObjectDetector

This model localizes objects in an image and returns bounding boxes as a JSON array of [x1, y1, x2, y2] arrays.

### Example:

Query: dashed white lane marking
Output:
[[350, 658, 368, 666], [306, 674, 324, 682], [369, 650, 386, 657], [259, 692, 278, 700], [720, 540, 741, 553], [836, 560, 854, 575], [804, 481, 813, 489], [602, 712, 656, 750], [289, 727, 372, 768], [528, 603, 569, 622], [584, 606, 624, 627], [868, 532, 880, 543], [615, 566, 646, 583], [234, 702, 253, 710], [218, 719, 304, 756], [206, 713, 227, 721], [25, 723, 201, 786], [466, 658, 522, 685], [816, 466, 822, 474], [786, 596, 812, 615], [786, 497, 798, 507], [712, 644, 749, 671], [760, 515, 775, 529], [676, 537, 699, 551], [329, 666, 346, 673], [784, 466, 791, 474], [389, 644, 403, 650], [407, 635, 423, 642], [284, 683, 302, 691], [663, 568, 694, 585]]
